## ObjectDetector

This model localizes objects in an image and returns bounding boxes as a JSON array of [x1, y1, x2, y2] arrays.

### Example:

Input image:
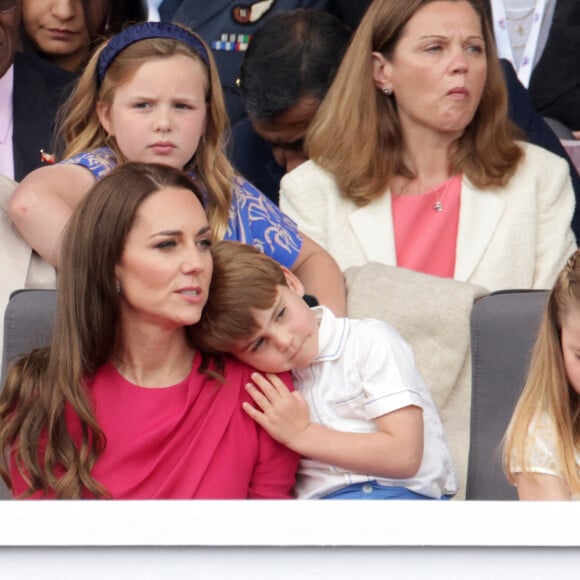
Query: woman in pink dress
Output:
[[0, 161, 299, 499]]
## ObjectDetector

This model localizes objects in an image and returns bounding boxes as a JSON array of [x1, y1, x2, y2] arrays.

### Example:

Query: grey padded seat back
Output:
[[1, 289, 57, 499], [1, 289, 58, 384], [466, 290, 549, 500]]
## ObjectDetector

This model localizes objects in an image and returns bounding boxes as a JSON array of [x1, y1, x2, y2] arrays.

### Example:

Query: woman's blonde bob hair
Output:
[[306, 0, 522, 206]]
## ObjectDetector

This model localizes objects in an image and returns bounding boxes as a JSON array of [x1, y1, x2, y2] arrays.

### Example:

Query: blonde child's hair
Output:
[[503, 250, 580, 495], [57, 25, 234, 240]]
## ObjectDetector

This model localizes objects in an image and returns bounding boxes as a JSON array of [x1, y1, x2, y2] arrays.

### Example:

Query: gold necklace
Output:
[[431, 180, 451, 213], [396, 178, 453, 212], [506, 4, 536, 36]]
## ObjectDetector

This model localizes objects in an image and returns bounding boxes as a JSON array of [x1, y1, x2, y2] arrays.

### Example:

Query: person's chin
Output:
[[288, 353, 314, 371], [259, 364, 291, 374]]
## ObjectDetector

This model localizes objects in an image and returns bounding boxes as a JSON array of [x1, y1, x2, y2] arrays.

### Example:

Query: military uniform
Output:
[[158, 0, 331, 122]]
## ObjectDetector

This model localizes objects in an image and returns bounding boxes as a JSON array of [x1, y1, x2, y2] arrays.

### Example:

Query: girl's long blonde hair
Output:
[[56, 28, 234, 240], [306, 0, 522, 206], [503, 250, 580, 496]]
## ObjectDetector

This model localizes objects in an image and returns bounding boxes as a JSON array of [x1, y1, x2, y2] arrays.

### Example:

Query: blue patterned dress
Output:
[[61, 147, 302, 268]]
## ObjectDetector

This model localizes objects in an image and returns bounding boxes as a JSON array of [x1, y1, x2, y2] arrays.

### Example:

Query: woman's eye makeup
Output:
[[154, 239, 177, 250], [466, 43, 484, 54], [197, 237, 212, 250]]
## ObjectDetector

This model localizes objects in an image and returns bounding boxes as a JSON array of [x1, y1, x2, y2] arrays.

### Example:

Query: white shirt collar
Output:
[[312, 306, 348, 363]]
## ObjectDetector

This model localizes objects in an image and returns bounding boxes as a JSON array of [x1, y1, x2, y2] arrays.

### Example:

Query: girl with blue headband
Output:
[[9, 21, 345, 315]]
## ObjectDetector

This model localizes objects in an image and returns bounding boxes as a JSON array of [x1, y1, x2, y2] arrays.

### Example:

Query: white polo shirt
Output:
[[293, 307, 458, 499]]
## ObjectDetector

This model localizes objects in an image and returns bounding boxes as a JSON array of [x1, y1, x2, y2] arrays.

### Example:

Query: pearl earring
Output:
[[383, 86, 393, 96]]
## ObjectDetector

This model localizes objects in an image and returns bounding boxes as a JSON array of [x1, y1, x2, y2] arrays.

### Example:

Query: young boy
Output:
[[192, 241, 458, 499]]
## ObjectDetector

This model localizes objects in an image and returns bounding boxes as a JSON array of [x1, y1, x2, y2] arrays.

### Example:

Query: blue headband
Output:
[[97, 22, 210, 86]]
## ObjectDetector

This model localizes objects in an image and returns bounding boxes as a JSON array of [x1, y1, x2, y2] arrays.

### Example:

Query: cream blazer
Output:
[[280, 142, 577, 292], [0, 175, 56, 359]]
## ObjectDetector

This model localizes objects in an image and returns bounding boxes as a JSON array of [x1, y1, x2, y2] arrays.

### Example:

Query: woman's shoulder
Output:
[[280, 161, 342, 213], [281, 159, 338, 188], [517, 141, 569, 171], [222, 356, 293, 391], [464, 141, 570, 195], [221, 355, 253, 379]]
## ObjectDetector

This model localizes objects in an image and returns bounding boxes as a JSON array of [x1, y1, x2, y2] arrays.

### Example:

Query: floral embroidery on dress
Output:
[[60, 151, 302, 269], [226, 176, 301, 267], [60, 147, 118, 179]]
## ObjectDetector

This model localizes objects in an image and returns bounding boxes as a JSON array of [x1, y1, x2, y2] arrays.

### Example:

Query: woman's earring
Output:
[[383, 86, 393, 96], [116, 280, 121, 294]]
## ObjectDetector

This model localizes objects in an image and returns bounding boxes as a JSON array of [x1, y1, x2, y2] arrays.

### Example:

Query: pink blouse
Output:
[[391, 175, 462, 278], [11, 354, 299, 499]]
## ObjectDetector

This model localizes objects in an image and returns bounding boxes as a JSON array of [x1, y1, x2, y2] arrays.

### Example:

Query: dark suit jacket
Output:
[[528, 0, 580, 131], [501, 59, 580, 239], [483, 0, 580, 132], [12, 52, 76, 182], [230, 117, 284, 204], [326, 0, 369, 29]]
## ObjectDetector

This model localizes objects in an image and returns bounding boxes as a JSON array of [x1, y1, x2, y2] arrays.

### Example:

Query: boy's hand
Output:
[[243, 372, 311, 449]]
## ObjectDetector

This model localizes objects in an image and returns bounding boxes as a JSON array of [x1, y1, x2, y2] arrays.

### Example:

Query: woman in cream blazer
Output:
[[280, 0, 576, 292], [280, 142, 576, 292]]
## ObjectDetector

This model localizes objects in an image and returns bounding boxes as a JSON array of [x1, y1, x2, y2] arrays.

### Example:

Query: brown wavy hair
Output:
[[190, 241, 287, 355], [503, 250, 580, 497], [0, 162, 210, 499], [57, 27, 234, 239], [306, 0, 523, 206]]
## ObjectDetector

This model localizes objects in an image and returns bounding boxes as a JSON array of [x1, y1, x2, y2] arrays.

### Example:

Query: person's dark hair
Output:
[[105, 0, 148, 35], [0, 162, 206, 499], [19, 0, 148, 71], [238, 8, 351, 120]]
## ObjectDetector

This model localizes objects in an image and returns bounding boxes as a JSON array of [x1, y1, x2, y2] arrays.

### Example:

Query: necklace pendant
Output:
[[433, 200, 444, 212]]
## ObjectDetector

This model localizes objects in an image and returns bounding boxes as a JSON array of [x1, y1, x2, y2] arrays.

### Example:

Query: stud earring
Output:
[[116, 280, 121, 294], [382, 86, 393, 96]]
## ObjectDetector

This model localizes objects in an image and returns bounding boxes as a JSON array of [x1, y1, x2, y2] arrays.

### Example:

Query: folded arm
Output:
[[8, 164, 96, 268], [243, 372, 424, 479]]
